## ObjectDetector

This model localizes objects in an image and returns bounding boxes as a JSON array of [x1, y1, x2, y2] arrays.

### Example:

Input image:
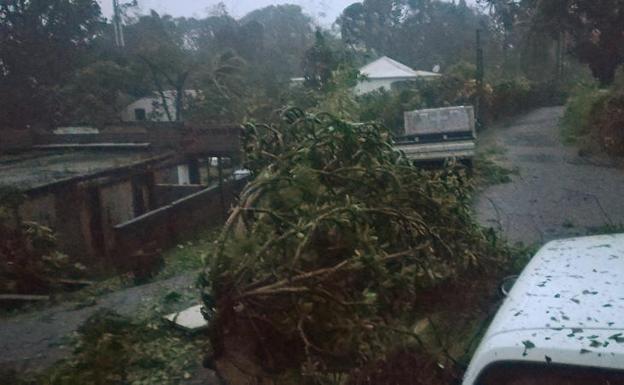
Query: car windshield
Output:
[[478, 362, 624, 385]]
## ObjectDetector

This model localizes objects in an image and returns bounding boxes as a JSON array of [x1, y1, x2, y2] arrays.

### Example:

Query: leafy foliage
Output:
[[561, 67, 624, 154], [0, 187, 83, 295], [58, 61, 136, 127], [588, 86, 624, 156], [303, 30, 338, 91], [10, 310, 204, 385], [338, 0, 494, 73], [561, 83, 605, 144], [484, 0, 624, 85], [0, 0, 104, 129], [201, 109, 507, 383]]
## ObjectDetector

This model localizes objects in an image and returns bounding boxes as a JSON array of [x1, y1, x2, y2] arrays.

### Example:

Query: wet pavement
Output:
[[474, 107, 624, 245]]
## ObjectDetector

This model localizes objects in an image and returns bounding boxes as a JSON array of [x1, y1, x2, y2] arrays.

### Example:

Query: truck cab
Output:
[[394, 106, 476, 163]]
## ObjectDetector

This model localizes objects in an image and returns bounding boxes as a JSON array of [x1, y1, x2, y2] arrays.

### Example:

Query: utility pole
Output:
[[475, 29, 485, 129], [112, 0, 125, 48]]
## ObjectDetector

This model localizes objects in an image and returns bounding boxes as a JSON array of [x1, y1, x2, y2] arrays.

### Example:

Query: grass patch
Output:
[[473, 151, 519, 187], [560, 84, 605, 145], [156, 227, 220, 280], [585, 223, 624, 236], [562, 219, 575, 229]]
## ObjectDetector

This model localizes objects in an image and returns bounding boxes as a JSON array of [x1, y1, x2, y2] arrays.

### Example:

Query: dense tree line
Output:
[[1, 0, 622, 130], [0, 1, 316, 129]]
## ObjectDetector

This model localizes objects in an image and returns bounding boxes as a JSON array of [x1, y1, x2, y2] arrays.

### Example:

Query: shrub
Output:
[[561, 83, 606, 144], [12, 310, 204, 385], [0, 186, 83, 296], [201, 109, 508, 384], [589, 88, 624, 156], [489, 78, 532, 120], [487, 77, 567, 123]]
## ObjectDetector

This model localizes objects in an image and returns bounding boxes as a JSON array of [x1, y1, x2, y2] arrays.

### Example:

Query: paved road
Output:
[[475, 107, 624, 246]]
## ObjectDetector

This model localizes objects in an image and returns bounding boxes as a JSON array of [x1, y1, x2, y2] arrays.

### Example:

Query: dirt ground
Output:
[[474, 106, 624, 246]]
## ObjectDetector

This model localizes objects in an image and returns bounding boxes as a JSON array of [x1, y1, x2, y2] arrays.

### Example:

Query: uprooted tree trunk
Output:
[[200, 109, 508, 384]]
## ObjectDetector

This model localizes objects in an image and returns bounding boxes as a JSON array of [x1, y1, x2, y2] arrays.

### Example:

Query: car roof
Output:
[[463, 234, 624, 385], [496, 233, 624, 332]]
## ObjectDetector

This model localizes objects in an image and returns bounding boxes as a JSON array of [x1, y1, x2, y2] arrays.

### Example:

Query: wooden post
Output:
[[475, 29, 485, 130], [218, 157, 226, 221], [188, 157, 201, 185]]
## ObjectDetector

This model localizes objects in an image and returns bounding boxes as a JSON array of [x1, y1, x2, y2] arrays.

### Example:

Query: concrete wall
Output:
[[0, 130, 33, 153], [99, 181, 136, 255], [120, 96, 176, 122], [17, 166, 158, 264], [19, 195, 56, 227], [53, 185, 95, 260], [8, 124, 241, 268], [34, 125, 240, 156], [101, 182, 135, 226], [154, 184, 204, 207], [114, 178, 247, 260], [16, 168, 243, 269]]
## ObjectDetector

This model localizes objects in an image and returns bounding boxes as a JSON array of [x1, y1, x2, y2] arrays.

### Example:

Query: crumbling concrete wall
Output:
[[114, 179, 247, 261], [19, 195, 56, 227], [154, 184, 204, 207], [52, 185, 95, 260], [17, 170, 157, 264], [34, 124, 241, 155], [99, 181, 135, 255], [101, 182, 135, 227], [0, 130, 33, 153]]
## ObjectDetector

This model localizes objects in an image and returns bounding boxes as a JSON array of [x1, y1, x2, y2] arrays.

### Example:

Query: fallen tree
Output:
[[200, 109, 507, 384]]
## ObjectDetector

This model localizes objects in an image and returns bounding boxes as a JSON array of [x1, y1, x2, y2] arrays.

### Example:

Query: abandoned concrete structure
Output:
[[0, 123, 243, 269]]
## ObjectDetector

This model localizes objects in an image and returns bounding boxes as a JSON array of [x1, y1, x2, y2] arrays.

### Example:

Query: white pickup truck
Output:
[[394, 106, 476, 163]]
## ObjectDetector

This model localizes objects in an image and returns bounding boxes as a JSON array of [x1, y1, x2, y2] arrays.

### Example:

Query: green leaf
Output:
[[522, 340, 536, 349]]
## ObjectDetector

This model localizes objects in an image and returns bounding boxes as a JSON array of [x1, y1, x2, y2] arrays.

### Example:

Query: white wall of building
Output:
[[120, 96, 177, 122], [355, 75, 441, 95], [355, 78, 403, 95]]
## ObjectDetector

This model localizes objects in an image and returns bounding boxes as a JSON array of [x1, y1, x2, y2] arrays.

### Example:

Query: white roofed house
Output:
[[355, 56, 440, 95], [120, 90, 198, 123]]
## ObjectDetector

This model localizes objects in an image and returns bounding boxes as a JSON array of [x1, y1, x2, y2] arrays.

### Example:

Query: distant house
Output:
[[355, 56, 440, 95], [121, 90, 198, 123], [290, 56, 440, 95]]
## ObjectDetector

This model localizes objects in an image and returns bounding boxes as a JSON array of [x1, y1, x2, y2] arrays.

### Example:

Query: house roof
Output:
[[0, 150, 155, 190], [359, 56, 440, 79]]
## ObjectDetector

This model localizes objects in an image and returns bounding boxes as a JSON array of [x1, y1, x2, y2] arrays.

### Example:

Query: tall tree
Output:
[[125, 11, 200, 121], [241, 5, 315, 80], [484, 0, 624, 85], [0, 0, 104, 129], [338, 0, 496, 73], [537, 0, 624, 85], [58, 61, 135, 127], [302, 30, 337, 90]]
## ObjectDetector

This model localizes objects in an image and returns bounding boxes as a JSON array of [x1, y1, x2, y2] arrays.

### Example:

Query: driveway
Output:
[[474, 107, 624, 245]]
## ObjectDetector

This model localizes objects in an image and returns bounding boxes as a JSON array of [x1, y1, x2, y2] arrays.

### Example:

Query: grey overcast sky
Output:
[[99, 1, 480, 26], [98, 0, 357, 25]]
